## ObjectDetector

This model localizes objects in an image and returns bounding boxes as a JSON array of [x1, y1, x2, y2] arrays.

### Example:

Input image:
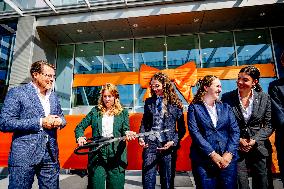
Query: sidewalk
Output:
[[0, 168, 283, 189]]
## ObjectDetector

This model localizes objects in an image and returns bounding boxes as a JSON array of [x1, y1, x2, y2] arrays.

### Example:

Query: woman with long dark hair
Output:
[[222, 66, 274, 189], [139, 72, 186, 189]]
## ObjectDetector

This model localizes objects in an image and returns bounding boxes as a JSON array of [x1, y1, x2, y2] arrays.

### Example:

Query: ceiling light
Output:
[[121, 46, 125, 49], [258, 35, 262, 39], [77, 29, 83, 33], [133, 24, 138, 28], [80, 49, 84, 52], [92, 60, 94, 62], [209, 39, 213, 43], [260, 12, 266, 16], [246, 50, 249, 52], [203, 52, 207, 55]]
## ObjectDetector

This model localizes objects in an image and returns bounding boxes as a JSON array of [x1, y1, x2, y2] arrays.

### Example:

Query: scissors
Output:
[[74, 129, 170, 155]]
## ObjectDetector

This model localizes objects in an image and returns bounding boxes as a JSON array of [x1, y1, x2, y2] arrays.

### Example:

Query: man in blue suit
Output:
[[0, 60, 66, 189]]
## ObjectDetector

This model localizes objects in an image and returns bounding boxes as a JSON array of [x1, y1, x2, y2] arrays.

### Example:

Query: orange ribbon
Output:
[[139, 61, 197, 103]]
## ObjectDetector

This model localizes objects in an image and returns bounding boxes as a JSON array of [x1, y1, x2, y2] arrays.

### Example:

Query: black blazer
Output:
[[268, 78, 284, 131], [222, 89, 273, 157], [139, 97, 185, 147]]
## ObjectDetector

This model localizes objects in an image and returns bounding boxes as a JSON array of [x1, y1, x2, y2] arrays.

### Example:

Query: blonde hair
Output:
[[97, 83, 123, 116], [192, 75, 218, 104]]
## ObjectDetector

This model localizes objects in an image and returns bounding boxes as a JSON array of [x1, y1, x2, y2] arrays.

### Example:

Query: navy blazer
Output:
[[222, 89, 273, 156], [139, 97, 185, 146], [268, 78, 284, 130], [187, 102, 240, 163], [0, 83, 66, 166]]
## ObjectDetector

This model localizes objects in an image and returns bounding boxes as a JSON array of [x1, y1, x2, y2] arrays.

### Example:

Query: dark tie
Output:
[[157, 97, 162, 112]]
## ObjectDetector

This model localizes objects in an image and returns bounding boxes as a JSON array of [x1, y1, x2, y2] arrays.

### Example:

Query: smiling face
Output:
[[204, 78, 222, 101], [237, 72, 257, 93], [150, 79, 163, 97], [33, 65, 55, 93], [103, 90, 115, 110]]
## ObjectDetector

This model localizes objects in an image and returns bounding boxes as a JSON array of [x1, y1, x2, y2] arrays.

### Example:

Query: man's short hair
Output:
[[30, 60, 55, 78]]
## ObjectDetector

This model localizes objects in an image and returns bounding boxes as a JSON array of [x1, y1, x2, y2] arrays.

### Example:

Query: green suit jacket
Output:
[[75, 107, 129, 168]]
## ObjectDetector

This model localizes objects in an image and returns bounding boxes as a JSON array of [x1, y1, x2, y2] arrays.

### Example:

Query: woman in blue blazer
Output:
[[139, 72, 186, 189], [188, 75, 240, 189]]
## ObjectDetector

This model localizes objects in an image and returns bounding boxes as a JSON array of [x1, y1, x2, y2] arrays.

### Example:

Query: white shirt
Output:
[[102, 114, 114, 137], [238, 90, 254, 123], [31, 82, 51, 116], [204, 101, 218, 128]]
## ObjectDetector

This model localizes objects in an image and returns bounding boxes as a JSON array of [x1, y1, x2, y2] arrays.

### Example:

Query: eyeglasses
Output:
[[41, 73, 56, 79]]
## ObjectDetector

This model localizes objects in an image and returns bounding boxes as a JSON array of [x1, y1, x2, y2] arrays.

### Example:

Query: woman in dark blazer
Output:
[[188, 75, 240, 189], [75, 83, 135, 189], [222, 66, 274, 189], [138, 72, 186, 189]]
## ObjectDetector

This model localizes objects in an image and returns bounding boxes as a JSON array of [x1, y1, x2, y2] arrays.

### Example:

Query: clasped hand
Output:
[[239, 138, 256, 152], [138, 138, 174, 150], [210, 151, 233, 169], [42, 115, 62, 129]]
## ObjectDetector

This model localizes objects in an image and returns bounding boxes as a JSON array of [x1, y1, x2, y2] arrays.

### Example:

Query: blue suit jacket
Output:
[[0, 83, 66, 166], [139, 97, 186, 147], [187, 102, 240, 164]]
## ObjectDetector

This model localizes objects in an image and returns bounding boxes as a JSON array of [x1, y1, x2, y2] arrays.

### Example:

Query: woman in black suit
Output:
[[222, 65, 274, 189]]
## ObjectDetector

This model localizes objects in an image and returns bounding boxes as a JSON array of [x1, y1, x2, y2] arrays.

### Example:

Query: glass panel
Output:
[[0, 1, 14, 12], [73, 86, 101, 106], [200, 32, 235, 68], [118, 85, 133, 109], [50, 0, 85, 7], [167, 35, 200, 68], [56, 45, 74, 114], [134, 84, 145, 112], [104, 39, 133, 73], [0, 21, 16, 110], [13, 0, 48, 10], [235, 29, 273, 65], [72, 85, 133, 109], [74, 42, 103, 74], [135, 37, 166, 70]]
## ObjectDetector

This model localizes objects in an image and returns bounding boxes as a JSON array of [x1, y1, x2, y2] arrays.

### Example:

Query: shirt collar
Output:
[[30, 82, 52, 97]]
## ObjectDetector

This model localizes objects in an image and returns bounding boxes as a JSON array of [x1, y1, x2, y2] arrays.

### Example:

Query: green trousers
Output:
[[88, 144, 126, 189]]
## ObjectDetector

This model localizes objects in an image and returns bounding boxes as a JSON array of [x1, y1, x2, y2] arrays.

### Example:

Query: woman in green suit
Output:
[[75, 83, 135, 189]]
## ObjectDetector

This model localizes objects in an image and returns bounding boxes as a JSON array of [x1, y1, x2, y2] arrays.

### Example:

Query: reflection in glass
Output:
[[73, 86, 101, 106], [235, 29, 273, 65], [135, 37, 165, 70], [51, 0, 85, 7], [74, 43, 103, 74], [200, 32, 235, 68], [72, 85, 133, 109], [167, 35, 200, 68], [104, 40, 133, 73], [13, 0, 48, 10], [0, 21, 16, 107], [56, 45, 74, 114], [0, 1, 13, 12]]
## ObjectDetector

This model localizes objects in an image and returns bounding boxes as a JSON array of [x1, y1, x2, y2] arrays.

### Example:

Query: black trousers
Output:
[[237, 151, 268, 189]]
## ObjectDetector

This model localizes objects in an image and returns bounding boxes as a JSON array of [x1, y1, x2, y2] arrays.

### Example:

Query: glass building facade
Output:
[[55, 28, 276, 113], [0, 21, 16, 109]]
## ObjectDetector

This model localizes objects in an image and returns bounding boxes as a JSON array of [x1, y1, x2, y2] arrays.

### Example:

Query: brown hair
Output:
[[30, 60, 55, 78], [239, 65, 262, 92], [98, 83, 123, 116], [150, 72, 183, 109], [192, 75, 218, 104]]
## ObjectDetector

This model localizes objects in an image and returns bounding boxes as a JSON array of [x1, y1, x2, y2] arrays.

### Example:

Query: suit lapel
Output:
[[247, 90, 259, 125], [196, 103, 215, 129], [231, 90, 246, 124], [26, 83, 45, 117]]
